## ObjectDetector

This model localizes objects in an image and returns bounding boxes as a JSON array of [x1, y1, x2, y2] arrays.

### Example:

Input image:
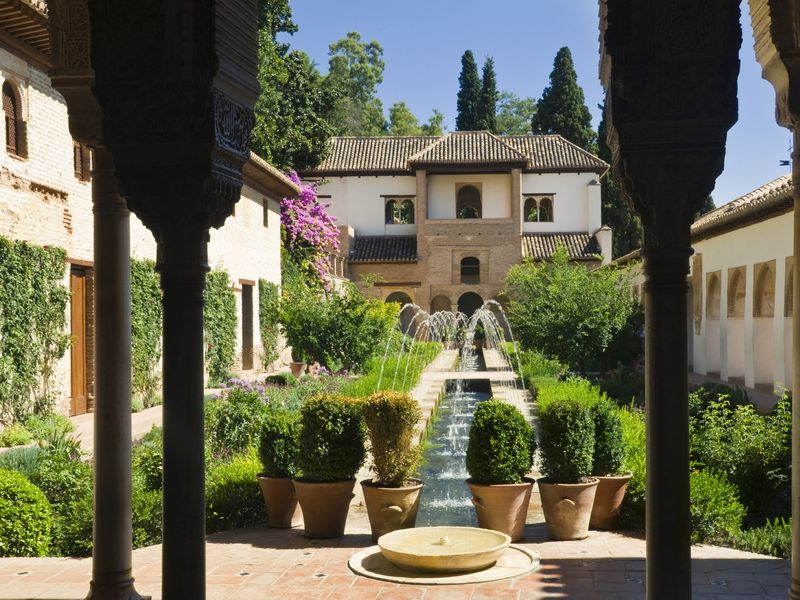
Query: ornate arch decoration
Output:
[[753, 261, 776, 318], [727, 267, 746, 319], [2, 80, 27, 158], [706, 272, 721, 319], [456, 184, 481, 219]]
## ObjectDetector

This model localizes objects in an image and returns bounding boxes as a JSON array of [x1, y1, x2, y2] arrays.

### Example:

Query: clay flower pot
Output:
[[257, 476, 302, 528], [467, 477, 534, 542], [361, 479, 423, 542], [538, 478, 599, 540], [293, 479, 355, 538], [589, 473, 632, 530], [289, 362, 306, 377]]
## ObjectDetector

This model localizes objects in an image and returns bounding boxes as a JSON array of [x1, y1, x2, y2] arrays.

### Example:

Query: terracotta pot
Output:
[[257, 476, 302, 528], [361, 479, 423, 543], [538, 478, 599, 540], [467, 477, 534, 542], [293, 479, 355, 538], [589, 473, 632, 530], [289, 362, 306, 377]]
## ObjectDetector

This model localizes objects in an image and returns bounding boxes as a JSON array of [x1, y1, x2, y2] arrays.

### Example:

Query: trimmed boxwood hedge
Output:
[[0, 468, 51, 556], [537, 398, 595, 483], [466, 400, 535, 485]]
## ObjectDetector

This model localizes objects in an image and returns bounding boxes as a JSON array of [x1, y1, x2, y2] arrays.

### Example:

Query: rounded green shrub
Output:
[[209, 384, 270, 457], [206, 450, 265, 534], [0, 468, 51, 556], [538, 398, 594, 483], [690, 470, 745, 544], [591, 399, 625, 476], [0, 423, 33, 447], [363, 391, 422, 487], [466, 400, 535, 485], [132, 483, 162, 549], [297, 395, 366, 482], [258, 410, 301, 478], [133, 435, 163, 492]]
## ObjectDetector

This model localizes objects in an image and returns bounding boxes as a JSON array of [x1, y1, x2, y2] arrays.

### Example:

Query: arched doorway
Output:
[[386, 292, 415, 335], [430, 294, 451, 314], [458, 291, 483, 317]]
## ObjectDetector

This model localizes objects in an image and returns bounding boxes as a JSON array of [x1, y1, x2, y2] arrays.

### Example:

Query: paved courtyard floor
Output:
[[0, 504, 789, 600]]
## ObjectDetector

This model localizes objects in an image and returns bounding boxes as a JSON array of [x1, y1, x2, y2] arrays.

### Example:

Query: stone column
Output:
[[793, 131, 800, 600], [86, 148, 143, 600], [158, 225, 209, 599], [600, 2, 741, 598]]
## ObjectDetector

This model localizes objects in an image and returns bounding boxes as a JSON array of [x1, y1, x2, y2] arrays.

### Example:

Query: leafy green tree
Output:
[[421, 109, 446, 136], [504, 245, 639, 373], [388, 102, 422, 135], [250, 1, 338, 170], [597, 102, 641, 257], [326, 32, 388, 136], [456, 50, 481, 131], [496, 91, 536, 135], [531, 47, 596, 151], [478, 57, 498, 132]]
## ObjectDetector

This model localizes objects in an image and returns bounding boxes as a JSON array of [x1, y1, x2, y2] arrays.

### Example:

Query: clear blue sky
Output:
[[283, 1, 790, 206]]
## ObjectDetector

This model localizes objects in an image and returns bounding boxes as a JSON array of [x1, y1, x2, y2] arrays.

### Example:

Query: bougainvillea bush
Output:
[[280, 172, 339, 284]]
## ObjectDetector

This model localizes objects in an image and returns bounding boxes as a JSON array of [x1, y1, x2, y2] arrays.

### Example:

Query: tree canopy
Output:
[[496, 91, 536, 135], [388, 103, 446, 136], [456, 50, 482, 131], [531, 47, 596, 151], [478, 57, 498, 133]]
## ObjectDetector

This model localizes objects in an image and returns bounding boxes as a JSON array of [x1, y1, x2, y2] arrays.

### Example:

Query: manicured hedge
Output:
[[0, 468, 51, 557]]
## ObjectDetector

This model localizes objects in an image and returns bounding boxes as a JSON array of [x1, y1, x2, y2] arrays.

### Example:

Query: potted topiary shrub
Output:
[[537, 397, 598, 540], [289, 347, 307, 378], [589, 399, 631, 530], [293, 395, 367, 538], [361, 391, 424, 542], [466, 399, 536, 541], [257, 409, 303, 528]]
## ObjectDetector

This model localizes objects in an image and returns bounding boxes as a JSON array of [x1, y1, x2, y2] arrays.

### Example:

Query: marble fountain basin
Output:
[[377, 526, 511, 573]]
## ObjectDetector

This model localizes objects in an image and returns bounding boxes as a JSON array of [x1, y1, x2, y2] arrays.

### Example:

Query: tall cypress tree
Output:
[[456, 50, 481, 131], [531, 47, 596, 151], [597, 101, 641, 257], [478, 57, 498, 132]]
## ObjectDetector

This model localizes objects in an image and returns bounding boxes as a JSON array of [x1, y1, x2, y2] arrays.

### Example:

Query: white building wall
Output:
[[520, 172, 595, 233], [428, 173, 511, 219]]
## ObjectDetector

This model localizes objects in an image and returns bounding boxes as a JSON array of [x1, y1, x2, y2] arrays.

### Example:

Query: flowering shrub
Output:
[[280, 172, 340, 282]]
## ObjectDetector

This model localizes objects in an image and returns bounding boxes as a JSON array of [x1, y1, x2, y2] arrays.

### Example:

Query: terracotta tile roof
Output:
[[522, 232, 601, 260], [692, 174, 793, 240], [408, 131, 527, 166], [304, 133, 608, 176], [349, 236, 417, 263], [503, 135, 608, 172]]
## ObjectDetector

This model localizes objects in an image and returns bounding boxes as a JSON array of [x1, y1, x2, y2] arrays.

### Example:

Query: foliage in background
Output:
[[131, 259, 162, 407], [258, 279, 281, 370], [0, 468, 51, 557], [456, 50, 482, 131], [531, 46, 596, 151], [388, 102, 446, 136], [689, 470, 746, 544], [206, 449, 265, 534], [617, 406, 646, 529], [0, 237, 70, 422], [505, 245, 640, 373], [537, 398, 595, 483], [734, 518, 792, 559], [478, 57, 498, 133], [250, 0, 338, 170], [591, 399, 626, 476], [362, 392, 422, 486], [207, 382, 270, 458], [0, 424, 32, 448], [495, 91, 536, 135], [204, 269, 237, 386], [536, 377, 607, 412], [297, 395, 367, 482], [281, 279, 396, 372], [466, 400, 535, 485]]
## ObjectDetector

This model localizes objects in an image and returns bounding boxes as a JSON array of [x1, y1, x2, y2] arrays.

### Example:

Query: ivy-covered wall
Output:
[[0, 236, 71, 423], [131, 259, 162, 407], [204, 269, 237, 385], [258, 279, 280, 370]]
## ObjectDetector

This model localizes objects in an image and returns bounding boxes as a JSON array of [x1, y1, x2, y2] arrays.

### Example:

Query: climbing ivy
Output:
[[0, 236, 70, 423], [204, 269, 237, 386], [258, 279, 280, 371], [131, 259, 162, 407]]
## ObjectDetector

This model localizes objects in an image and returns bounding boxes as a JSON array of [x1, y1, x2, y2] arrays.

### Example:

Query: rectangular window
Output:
[[263, 198, 269, 228], [73, 142, 91, 182]]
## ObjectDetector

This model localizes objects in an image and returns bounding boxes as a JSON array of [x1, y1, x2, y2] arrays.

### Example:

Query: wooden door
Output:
[[241, 283, 254, 370], [70, 268, 88, 415]]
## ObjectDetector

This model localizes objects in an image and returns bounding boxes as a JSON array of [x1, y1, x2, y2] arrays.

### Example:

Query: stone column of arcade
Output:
[[745, 3, 800, 596], [85, 1, 259, 597], [600, 2, 741, 599]]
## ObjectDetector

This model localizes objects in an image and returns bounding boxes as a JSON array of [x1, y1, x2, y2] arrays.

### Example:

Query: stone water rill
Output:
[[350, 303, 539, 582]]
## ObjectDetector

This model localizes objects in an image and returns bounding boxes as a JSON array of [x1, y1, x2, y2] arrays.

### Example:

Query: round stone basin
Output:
[[377, 526, 511, 573]]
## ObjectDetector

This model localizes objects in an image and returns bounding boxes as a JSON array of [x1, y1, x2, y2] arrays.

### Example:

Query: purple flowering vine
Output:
[[280, 171, 340, 282]]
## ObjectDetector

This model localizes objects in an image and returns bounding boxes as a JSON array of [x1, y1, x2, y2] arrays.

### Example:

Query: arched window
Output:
[[538, 197, 553, 222], [524, 197, 538, 222], [728, 269, 745, 318], [456, 185, 481, 219], [706, 273, 720, 319], [461, 257, 480, 285], [754, 263, 775, 318], [385, 198, 414, 224], [401, 199, 415, 224], [384, 199, 396, 224], [2, 81, 26, 158]]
